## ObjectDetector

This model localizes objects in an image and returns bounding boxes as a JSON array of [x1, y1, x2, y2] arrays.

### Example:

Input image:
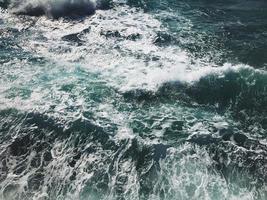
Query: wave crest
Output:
[[9, 0, 111, 18]]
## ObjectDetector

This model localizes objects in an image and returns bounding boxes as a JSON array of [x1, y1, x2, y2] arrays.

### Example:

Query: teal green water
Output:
[[0, 1, 267, 199]]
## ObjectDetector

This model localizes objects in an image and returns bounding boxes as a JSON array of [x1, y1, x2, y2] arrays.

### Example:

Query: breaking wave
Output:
[[2, 0, 112, 18], [124, 65, 267, 134]]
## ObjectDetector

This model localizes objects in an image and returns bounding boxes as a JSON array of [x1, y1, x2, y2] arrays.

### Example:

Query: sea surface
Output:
[[0, 0, 267, 199]]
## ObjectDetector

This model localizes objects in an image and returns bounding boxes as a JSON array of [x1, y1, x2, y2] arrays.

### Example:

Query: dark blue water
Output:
[[0, 0, 266, 199]]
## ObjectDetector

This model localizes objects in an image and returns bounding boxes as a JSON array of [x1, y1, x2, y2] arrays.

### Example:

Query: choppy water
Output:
[[0, 0, 267, 199]]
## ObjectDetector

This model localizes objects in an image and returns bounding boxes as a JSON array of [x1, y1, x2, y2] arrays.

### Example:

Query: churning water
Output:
[[0, 0, 267, 199]]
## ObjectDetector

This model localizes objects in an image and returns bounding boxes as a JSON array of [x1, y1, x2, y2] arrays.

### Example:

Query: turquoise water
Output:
[[0, 1, 267, 199]]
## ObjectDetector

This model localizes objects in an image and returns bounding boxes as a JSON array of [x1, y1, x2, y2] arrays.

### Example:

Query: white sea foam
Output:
[[1, 3, 266, 200], [12, 4, 263, 94], [1, 4, 265, 119]]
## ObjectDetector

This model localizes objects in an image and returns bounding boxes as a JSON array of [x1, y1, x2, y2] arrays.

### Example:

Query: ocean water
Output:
[[0, 0, 266, 199]]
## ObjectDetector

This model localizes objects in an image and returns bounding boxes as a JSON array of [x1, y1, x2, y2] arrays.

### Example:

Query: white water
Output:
[[0, 2, 266, 200]]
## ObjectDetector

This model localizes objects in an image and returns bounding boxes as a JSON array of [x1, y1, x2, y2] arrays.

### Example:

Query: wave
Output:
[[123, 65, 267, 133], [6, 0, 112, 18]]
